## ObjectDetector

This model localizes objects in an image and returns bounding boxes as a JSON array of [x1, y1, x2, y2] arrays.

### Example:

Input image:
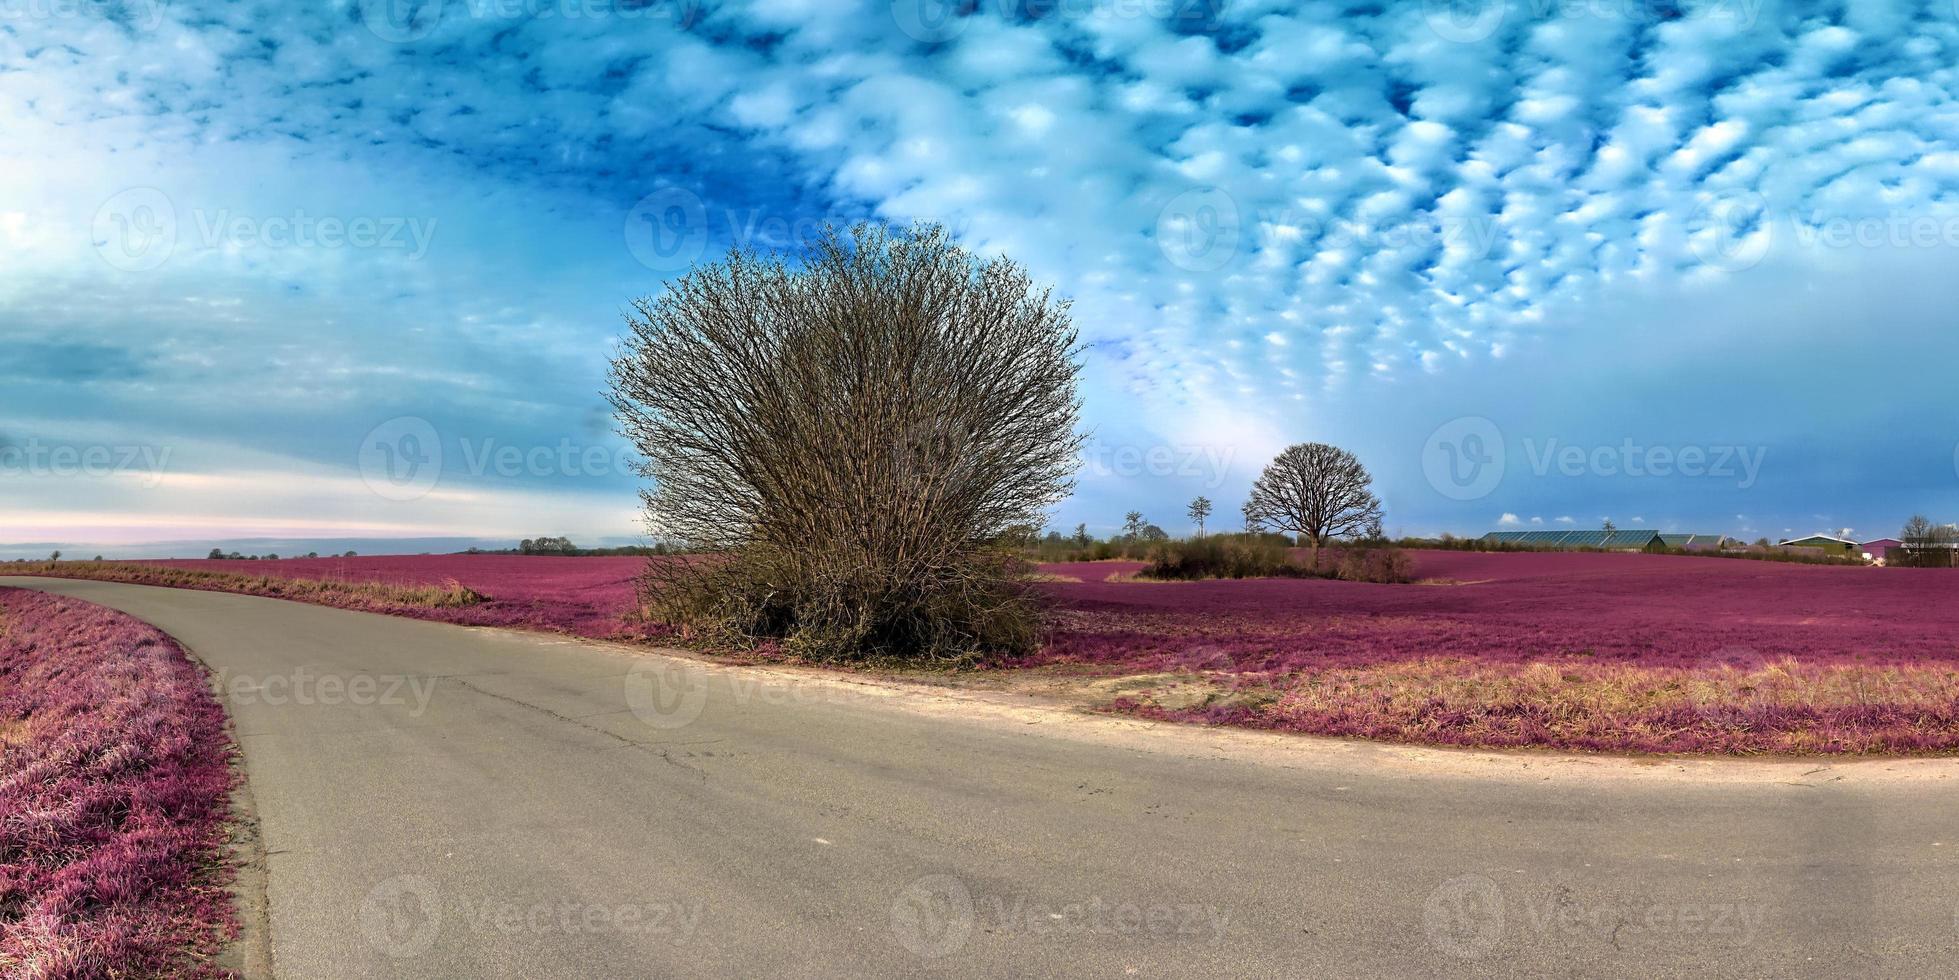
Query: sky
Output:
[[5, 0, 1959, 557]]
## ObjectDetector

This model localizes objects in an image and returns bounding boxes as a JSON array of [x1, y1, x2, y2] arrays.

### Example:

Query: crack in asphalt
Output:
[[439, 674, 714, 781]]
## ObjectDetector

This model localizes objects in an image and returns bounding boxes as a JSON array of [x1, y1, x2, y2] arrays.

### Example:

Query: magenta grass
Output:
[[0, 588, 239, 978], [1026, 551, 1959, 754], [1028, 551, 1959, 671], [140, 555, 646, 638], [22, 550, 1959, 753]]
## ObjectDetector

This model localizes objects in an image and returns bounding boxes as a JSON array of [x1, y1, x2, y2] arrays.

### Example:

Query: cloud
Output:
[[10, 2, 1959, 544]]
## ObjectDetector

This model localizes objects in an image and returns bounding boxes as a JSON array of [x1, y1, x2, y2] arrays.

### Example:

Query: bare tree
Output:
[[1122, 511, 1146, 541], [1900, 514, 1955, 568], [1187, 496, 1212, 538], [1244, 443, 1383, 552], [609, 223, 1083, 660]]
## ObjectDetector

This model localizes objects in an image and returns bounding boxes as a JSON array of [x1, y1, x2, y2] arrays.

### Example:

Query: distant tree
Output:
[[1072, 523, 1091, 548], [344, 551, 358, 558], [48, 551, 60, 562], [208, 548, 225, 560], [1140, 524, 1169, 542], [265, 553, 279, 561], [1188, 496, 1213, 538], [1122, 511, 1146, 541], [92, 555, 103, 562], [306, 552, 319, 559], [996, 523, 1042, 550], [1244, 443, 1383, 553], [1602, 519, 1616, 531], [1242, 501, 1256, 534], [1900, 515, 1955, 568]]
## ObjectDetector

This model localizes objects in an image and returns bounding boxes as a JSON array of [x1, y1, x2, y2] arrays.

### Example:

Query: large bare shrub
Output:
[[608, 224, 1083, 661], [1244, 442, 1384, 552]]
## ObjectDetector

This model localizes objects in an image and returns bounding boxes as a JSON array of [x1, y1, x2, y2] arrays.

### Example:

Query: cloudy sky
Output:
[[5, 0, 1959, 556]]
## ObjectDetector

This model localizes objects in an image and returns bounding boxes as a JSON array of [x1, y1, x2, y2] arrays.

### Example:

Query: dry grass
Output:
[[0, 561, 484, 611], [1106, 657, 1959, 755]]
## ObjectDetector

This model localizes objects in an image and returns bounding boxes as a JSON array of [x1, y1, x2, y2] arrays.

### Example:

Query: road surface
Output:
[[10, 577, 1959, 978]]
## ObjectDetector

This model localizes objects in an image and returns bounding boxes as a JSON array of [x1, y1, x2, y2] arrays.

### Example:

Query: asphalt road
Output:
[[12, 577, 1959, 978]]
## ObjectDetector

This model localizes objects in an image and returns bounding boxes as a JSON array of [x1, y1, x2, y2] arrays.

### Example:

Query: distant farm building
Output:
[[1778, 534, 1860, 558], [1657, 533, 1730, 551], [1482, 529, 1670, 551], [1861, 538, 1902, 562]]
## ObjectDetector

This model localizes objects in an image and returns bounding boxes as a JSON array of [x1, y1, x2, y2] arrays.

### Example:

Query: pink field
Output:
[[0, 588, 239, 977], [118, 549, 1959, 670], [21, 549, 1959, 753], [144, 555, 648, 638], [1030, 550, 1959, 671]]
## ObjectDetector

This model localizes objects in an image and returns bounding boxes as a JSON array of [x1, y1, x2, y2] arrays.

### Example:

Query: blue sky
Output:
[[5, 0, 1959, 556]]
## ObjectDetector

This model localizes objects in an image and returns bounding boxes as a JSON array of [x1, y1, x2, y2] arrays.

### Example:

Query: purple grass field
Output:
[[0, 588, 239, 978], [17, 549, 1959, 753]]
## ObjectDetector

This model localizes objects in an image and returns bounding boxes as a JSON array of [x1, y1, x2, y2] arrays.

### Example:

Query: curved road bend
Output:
[[11, 577, 1959, 978]]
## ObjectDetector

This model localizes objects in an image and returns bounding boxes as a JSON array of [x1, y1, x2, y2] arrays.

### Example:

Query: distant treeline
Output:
[[468, 536, 685, 557]]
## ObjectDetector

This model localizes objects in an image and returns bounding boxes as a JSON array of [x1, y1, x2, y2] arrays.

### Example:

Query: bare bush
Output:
[[608, 224, 1083, 662]]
